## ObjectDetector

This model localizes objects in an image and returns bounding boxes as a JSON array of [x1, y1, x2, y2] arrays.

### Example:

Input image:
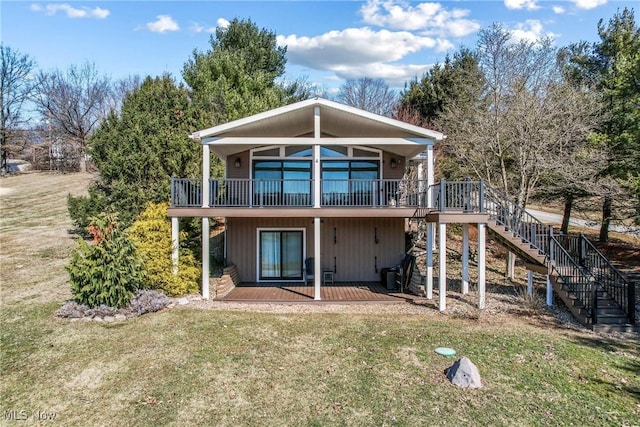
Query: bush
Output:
[[67, 213, 145, 308], [67, 187, 106, 234], [128, 202, 200, 296], [128, 290, 172, 315]]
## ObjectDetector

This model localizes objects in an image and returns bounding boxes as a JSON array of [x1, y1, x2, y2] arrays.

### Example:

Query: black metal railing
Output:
[[549, 235, 597, 322], [555, 233, 634, 324], [171, 178, 426, 208]]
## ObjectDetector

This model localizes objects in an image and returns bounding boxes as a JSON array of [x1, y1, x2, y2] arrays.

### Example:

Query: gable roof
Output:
[[191, 97, 444, 141]]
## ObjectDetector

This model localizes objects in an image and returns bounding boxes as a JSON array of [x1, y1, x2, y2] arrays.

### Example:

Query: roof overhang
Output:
[[191, 97, 444, 158]]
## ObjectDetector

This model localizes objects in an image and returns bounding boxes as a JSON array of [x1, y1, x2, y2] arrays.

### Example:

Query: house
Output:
[[168, 97, 635, 331]]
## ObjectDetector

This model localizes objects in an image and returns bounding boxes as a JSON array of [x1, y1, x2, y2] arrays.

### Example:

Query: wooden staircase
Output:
[[429, 180, 636, 332]]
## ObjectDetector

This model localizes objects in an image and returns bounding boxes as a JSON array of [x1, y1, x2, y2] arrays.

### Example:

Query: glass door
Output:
[[259, 230, 303, 280]]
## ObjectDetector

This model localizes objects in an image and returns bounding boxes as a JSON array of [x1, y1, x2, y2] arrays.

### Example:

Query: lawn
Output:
[[1, 172, 639, 426]]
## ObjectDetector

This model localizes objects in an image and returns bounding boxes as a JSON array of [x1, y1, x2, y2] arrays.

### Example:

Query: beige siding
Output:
[[226, 151, 250, 179], [227, 217, 314, 282], [227, 217, 404, 283], [382, 151, 405, 180]]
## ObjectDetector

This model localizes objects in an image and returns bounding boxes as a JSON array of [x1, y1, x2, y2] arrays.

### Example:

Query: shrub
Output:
[[128, 202, 200, 296], [67, 213, 145, 308], [128, 290, 172, 316], [67, 187, 106, 234]]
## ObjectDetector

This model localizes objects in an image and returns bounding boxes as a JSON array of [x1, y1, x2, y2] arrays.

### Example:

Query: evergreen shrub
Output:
[[67, 213, 145, 308], [128, 202, 200, 296]]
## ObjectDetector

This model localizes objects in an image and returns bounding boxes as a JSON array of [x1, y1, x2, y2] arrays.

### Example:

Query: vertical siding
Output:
[[382, 151, 405, 180], [321, 217, 404, 282], [227, 217, 314, 282], [227, 216, 404, 283], [226, 151, 250, 179]]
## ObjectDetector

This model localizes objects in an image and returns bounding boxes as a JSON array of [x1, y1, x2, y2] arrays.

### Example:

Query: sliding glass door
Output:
[[259, 230, 304, 280]]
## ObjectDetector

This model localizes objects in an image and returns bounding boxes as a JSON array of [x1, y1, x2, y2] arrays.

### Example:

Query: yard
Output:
[[1, 172, 638, 426]]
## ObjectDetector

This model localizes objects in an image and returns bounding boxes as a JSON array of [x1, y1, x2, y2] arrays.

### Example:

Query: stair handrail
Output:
[[482, 184, 550, 256], [556, 233, 635, 325], [549, 234, 598, 322]]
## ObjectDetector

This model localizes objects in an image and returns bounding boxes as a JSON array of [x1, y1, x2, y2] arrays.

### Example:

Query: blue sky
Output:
[[2, 0, 636, 93]]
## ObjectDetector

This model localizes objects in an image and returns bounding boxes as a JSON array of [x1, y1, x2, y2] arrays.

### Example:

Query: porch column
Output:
[[202, 144, 210, 208], [202, 217, 210, 299], [477, 222, 486, 310], [314, 217, 321, 300], [426, 145, 435, 208], [527, 270, 534, 296], [313, 107, 321, 208], [546, 276, 553, 306], [462, 223, 469, 294], [438, 222, 446, 311], [426, 223, 434, 299], [171, 217, 179, 275]]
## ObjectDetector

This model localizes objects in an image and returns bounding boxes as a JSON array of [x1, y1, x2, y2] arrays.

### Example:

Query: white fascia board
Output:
[[316, 98, 445, 140], [192, 98, 319, 139], [191, 97, 445, 141]]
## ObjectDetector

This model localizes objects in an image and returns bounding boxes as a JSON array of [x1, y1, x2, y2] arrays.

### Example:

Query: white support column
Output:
[[477, 222, 486, 310], [426, 223, 434, 299], [313, 107, 321, 208], [462, 224, 469, 294], [201, 217, 210, 299], [527, 270, 534, 296], [202, 144, 210, 208], [438, 222, 447, 311], [314, 217, 321, 300], [506, 251, 515, 280], [171, 217, 179, 275], [546, 275, 553, 306], [426, 145, 435, 208]]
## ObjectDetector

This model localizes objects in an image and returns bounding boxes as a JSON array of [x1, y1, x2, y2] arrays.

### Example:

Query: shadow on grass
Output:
[[568, 333, 640, 402]]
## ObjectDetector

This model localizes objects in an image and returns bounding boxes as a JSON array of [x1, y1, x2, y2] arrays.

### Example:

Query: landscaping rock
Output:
[[445, 356, 482, 389], [104, 316, 115, 323], [178, 298, 189, 306], [114, 314, 126, 321]]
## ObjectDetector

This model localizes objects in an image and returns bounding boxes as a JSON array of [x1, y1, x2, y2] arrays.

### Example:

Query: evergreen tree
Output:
[[68, 75, 200, 229], [183, 18, 297, 127]]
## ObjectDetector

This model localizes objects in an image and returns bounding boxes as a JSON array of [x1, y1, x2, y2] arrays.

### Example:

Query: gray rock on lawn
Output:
[[445, 356, 482, 389]]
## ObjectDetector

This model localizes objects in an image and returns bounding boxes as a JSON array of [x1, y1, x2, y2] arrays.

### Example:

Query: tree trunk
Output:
[[561, 195, 573, 234], [599, 196, 612, 243]]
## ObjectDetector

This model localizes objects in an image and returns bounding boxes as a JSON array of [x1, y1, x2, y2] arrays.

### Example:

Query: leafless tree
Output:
[[1, 45, 36, 174], [442, 25, 601, 213], [34, 62, 111, 172], [108, 74, 142, 115], [337, 77, 398, 117]]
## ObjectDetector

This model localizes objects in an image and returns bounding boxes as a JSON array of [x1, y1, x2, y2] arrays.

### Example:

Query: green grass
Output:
[[1, 304, 638, 426], [1, 173, 639, 426]]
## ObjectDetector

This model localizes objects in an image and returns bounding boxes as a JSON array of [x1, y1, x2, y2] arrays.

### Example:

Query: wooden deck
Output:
[[220, 281, 411, 303]]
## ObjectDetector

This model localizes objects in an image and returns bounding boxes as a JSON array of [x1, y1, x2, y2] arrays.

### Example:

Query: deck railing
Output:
[[171, 178, 426, 208]]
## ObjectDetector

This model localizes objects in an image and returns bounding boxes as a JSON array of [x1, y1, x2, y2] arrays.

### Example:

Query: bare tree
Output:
[[442, 25, 600, 212], [34, 62, 111, 172], [337, 77, 398, 117], [1, 45, 36, 174]]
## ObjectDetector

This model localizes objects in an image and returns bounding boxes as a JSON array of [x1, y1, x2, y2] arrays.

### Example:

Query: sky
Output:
[[1, 0, 637, 94]]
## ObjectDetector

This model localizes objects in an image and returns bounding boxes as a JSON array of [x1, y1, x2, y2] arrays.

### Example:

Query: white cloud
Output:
[[278, 27, 441, 88], [189, 18, 228, 34], [360, 0, 480, 37], [30, 3, 109, 19], [279, 28, 438, 68], [190, 22, 216, 34], [572, 0, 607, 9], [504, 0, 540, 11], [510, 20, 558, 43], [552, 5, 566, 14], [145, 15, 179, 33]]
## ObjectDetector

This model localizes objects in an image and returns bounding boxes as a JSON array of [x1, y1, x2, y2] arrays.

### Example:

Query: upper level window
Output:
[[321, 146, 348, 157]]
